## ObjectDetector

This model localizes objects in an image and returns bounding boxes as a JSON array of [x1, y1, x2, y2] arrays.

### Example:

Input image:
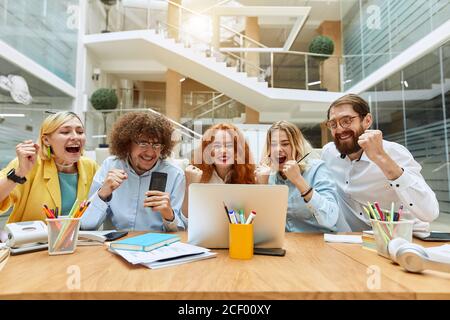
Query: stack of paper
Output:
[[109, 242, 217, 269]]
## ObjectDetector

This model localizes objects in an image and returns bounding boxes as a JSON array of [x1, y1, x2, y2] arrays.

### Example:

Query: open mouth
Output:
[[276, 156, 287, 164], [217, 155, 229, 162], [141, 155, 154, 162], [337, 131, 354, 141], [65, 146, 80, 153]]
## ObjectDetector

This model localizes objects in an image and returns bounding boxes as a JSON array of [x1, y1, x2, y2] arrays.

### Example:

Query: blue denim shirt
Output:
[[81, 156, 186, 232], [269, 159, 340, 232]]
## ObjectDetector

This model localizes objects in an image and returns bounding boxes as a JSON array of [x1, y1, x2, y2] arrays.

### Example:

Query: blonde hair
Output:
[[38, 112, 84, 160], [263, 121, 317, 173]]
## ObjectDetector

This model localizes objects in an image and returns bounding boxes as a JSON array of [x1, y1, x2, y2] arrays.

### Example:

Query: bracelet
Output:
[[301, 187, 313, 198]]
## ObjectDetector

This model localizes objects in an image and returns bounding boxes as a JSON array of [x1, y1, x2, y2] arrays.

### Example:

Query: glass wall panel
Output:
[[0, 0, 78, 85], [342, 0, 450, 90], [403, 49, 450, 214], [374, 71, 406, 145]]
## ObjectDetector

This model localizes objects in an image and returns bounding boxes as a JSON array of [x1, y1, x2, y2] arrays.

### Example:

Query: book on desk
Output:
[[110, 232, 180, 252]]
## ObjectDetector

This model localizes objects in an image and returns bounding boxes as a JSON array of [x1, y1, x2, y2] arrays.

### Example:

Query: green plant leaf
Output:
[[309, 36, 334, 60], [90, 88, 118, 110]]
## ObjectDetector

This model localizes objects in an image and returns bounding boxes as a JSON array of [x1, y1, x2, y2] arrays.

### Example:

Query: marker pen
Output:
[[239, 209, 245, 224], [228, 210, 238, 224], [245, 210, 256, 224]]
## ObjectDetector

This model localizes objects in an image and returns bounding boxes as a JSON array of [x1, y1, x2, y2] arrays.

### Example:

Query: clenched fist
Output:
[[15, 140, 39, 177], [185, 165, 203, 184], [98, 169, 128, 201], [254, 164, 271, 184]]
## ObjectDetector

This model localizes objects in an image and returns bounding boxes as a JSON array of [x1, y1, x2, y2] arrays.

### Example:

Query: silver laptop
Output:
[[188, 184, 288, 249]]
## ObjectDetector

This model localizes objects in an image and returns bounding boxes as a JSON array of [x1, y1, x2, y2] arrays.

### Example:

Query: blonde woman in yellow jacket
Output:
[[0, 112, 98, 223]]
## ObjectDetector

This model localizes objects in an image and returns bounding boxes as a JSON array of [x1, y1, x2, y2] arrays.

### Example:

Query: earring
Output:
[[47, 145, 52, 158]]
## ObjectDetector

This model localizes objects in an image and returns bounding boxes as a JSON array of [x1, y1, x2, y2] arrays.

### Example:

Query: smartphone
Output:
[[103, 231, 128, 241], [149, 172, 168, 192], [253, 248, 286, 256]]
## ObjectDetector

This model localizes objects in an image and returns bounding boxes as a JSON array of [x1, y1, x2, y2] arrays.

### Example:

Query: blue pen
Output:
[[228, 210, 238, 224]]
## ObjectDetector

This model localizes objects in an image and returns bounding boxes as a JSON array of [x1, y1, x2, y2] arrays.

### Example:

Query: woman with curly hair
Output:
[[182, 123, 255, 217], [81, 112, 185, 231]]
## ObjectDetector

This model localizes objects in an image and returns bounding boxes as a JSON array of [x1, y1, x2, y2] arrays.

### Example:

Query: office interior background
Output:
[[0, 0, 449, 228]]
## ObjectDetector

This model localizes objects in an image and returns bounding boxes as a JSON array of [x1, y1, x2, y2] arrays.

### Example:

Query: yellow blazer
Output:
[[0, 156, 98, 223]]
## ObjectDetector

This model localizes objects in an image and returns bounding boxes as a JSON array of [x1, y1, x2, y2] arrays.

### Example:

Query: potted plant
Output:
[[308, 35, 334, 90], [101, 0, 117, 33], [90, 88, 118, 146]]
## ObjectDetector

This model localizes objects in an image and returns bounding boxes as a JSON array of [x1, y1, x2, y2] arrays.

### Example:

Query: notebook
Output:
[[110, 232, 180, 252]]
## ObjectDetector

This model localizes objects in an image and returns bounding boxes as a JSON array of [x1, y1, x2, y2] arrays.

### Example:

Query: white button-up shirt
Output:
[[321, 140, 439, 232]]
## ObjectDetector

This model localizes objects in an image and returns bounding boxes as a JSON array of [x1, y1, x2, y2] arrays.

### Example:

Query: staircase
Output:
[[84, 27, 342, 122]]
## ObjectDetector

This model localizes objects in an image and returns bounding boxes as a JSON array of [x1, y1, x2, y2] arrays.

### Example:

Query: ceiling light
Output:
[[308, 81, 321, 86]]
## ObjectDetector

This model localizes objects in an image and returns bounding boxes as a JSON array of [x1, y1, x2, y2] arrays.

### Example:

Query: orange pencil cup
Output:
[[229, 223, 253, 260], [46, 217, 81, 255]]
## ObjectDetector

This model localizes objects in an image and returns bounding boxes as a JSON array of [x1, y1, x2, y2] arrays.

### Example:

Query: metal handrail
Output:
[[185, 98, 236, 124], [159, 20, 266, 77], [87, 107, 202, 139], [185, 93, 226, 116], [163, 0, 268, 50]]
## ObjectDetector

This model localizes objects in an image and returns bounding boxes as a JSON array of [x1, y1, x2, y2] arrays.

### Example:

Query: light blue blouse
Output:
[[269, 159, 340, 233], [81, 156, 186, 232]]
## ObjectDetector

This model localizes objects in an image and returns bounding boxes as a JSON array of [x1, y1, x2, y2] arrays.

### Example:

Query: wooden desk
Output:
[[0, 232, 449, 299]]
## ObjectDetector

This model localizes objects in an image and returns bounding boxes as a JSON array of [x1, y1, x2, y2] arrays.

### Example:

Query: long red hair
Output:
[[192, 123, 255, 184]]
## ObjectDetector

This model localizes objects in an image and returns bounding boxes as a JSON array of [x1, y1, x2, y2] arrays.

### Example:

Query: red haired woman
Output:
[[182, 123, 255, 217]]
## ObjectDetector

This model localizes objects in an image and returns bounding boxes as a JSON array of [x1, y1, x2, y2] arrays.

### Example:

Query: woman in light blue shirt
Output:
[[255, 121, 345, 232], [81, 112, 185, 232]]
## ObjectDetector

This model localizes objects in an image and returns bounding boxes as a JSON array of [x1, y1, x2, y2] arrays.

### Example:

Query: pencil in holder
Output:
[[370, 219, 413, 258], [229, 223, 254, 260], [46, 217, 81, 255]]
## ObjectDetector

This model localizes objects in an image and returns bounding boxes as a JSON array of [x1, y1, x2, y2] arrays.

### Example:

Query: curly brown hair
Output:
[[108, 112, 175, 160]]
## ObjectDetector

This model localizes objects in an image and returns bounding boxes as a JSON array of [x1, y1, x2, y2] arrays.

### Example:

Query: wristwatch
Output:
[[6, 168, 27, 184]]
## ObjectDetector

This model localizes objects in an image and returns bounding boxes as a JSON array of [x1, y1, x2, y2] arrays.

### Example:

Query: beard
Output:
[[333, 126, 364, 155]]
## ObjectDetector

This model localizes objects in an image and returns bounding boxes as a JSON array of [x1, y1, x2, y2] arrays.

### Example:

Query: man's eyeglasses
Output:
[[134, 141, 164, 151], [326, 115, 360, 130]]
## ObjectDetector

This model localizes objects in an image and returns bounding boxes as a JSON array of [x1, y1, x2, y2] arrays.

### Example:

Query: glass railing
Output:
[[116, 88, 166, 113], [183, 97, 245, 128], [84, 107, 201, 159], [87, 0, 341, 91]]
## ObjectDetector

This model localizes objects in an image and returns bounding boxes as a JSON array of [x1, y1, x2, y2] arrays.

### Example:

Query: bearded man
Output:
[[321, 94, 439, 232]]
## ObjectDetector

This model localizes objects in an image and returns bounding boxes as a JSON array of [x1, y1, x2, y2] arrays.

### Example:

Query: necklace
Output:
[[55, 161, 76, 169]]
